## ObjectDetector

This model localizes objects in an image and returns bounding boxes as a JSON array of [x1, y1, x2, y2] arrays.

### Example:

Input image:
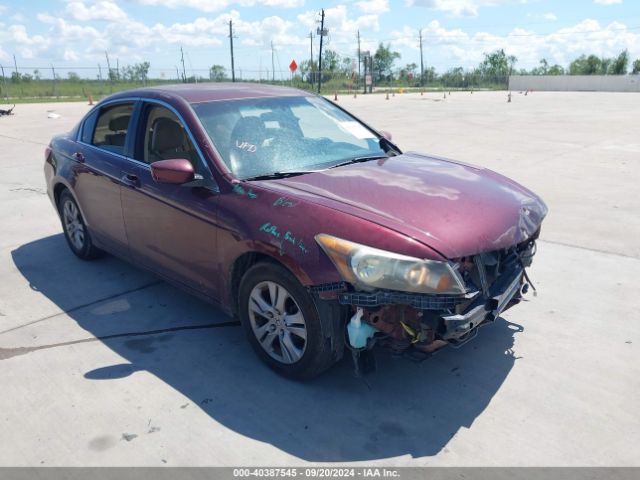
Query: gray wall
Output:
[[509, 75, 640, 92]]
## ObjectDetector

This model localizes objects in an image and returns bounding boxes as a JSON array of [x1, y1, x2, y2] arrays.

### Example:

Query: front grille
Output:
[[338, 290, 467, 310]]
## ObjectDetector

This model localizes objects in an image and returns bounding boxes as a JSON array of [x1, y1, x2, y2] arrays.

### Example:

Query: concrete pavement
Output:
[[0, 92, 638, 466]]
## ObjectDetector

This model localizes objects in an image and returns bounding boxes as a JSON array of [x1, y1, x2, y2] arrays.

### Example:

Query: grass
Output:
[[0, 77, 509, 104]]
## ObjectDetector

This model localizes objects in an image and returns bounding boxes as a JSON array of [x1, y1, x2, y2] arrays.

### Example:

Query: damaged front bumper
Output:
[[441, 266, 522, 345], [312, 237, 536, 365]]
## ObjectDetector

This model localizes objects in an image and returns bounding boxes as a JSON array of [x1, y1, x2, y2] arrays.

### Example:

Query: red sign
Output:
[[289, 60, 298, 73]]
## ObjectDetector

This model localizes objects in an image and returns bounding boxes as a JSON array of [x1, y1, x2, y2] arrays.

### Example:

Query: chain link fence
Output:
[[0, 64, 509, 102]]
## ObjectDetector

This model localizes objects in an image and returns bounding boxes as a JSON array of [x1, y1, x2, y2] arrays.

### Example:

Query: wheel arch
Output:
[[228, 250, 313, 318]]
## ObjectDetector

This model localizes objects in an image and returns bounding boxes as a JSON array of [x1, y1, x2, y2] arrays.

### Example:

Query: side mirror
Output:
[[150, 159, 195, 184], [379, 130, 393, 141]]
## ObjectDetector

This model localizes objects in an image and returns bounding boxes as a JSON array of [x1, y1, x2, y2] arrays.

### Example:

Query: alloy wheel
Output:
[[247, 281, 307, 364], [62, 199, 85, 250]]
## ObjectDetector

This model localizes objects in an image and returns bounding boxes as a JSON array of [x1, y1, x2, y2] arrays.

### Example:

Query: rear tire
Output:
[[58, 190, 103, 260], [238, 262, 337, 379]]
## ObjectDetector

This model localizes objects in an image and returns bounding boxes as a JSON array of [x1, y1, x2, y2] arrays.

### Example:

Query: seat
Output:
[[149, 118, 196, 165], [228, 116, 270, 178], [104, 115, 130, 147]]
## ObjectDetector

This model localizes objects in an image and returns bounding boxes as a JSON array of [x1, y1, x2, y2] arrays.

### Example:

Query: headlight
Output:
[[315, 233, 466, 295]]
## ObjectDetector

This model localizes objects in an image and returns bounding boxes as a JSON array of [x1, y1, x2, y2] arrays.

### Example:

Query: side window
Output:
[[91, 103, 134, 155], [80, 109, 98, 144], [136, 105, 199, 171]]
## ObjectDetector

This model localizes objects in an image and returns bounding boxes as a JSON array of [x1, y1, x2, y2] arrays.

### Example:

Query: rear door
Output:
[[74, 101, 137, 258], [119, 101, 222, 300]]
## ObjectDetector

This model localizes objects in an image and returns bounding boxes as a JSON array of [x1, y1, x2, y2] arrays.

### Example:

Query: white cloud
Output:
[[355, 0, 390, 14], [130, 0, 303, 13], [543, 12, 558, 21], [594, 0, 622, 5], [380, 18, 640, 73], [65, 1, 128, 22], [405, 0, 512, 17]]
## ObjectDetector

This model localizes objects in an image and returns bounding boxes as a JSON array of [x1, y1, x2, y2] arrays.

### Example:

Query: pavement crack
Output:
[[0, 133, 48, 146], [0, 320, 240, 361], [10, 186, 46, 195], [0, 280, 164, 335]]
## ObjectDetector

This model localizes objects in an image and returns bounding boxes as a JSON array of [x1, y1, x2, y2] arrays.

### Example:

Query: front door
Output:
[[120, 102, 221, 300]]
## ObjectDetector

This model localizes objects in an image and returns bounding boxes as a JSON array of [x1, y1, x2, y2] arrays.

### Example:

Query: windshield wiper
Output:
[[328, 155, 389, 170], [243, 170, 317, 181]]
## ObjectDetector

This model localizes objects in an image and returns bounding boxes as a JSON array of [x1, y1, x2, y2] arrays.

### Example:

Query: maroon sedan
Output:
[[44, 84, 547, 379]]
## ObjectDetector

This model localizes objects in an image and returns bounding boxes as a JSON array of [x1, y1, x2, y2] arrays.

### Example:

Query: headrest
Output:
[[109, 115, 130, 132], [152, 118, 184, 152]]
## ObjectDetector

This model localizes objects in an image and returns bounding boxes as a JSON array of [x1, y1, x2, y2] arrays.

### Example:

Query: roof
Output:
[[121, 82, 313, 104]]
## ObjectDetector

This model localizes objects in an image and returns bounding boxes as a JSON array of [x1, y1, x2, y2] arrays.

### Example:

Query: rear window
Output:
[[91, 103, 134, 155]]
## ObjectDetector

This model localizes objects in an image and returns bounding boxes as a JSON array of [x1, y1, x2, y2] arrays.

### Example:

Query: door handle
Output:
[[73, 152, 85, 163], [121, 173, 140, 188]]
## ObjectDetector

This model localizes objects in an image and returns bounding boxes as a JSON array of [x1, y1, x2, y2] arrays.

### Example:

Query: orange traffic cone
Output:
[[88, 95, 94, 106], [334, 91, 338, 101]]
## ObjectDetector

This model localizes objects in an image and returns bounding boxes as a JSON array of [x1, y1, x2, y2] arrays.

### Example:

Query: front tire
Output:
[[58, 190, 103, 260], [238, 262, 337, 379]]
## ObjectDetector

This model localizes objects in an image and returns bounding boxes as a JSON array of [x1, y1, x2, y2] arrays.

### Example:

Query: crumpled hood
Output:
[[264, 152, 548, 259]]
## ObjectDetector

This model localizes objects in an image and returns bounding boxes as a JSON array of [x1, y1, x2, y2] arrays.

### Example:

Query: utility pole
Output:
[[104, 51, 112, 82], [180, 47, 186, 83], [271, 41, 275, 82], [0, 64, 7, 98], [116, 58, 119, 81], [419, 29, 424, 87], [308, 32, 314, 85], [98, 63, 103, 85], [51, 63, 57, 97], [12, 54, 18, 79], [357, 30, 361, 92], [317, 9, 326, 94], [228, 20, 236, 82]]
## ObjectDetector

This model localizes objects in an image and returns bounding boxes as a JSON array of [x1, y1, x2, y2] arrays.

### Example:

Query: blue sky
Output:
[[0, 0, 638, 79]]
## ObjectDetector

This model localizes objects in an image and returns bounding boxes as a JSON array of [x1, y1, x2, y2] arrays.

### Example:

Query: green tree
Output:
[[298, 59, 318, 84], [321, 49, 340, 72], [340, 56, 354, 76], [135, 62, 150, 84], [477, 49, 516, 80], [209, 64, 227, 81], [633, 59, 640, 74], [547, 64, 565, 75], [400, 62, 417, 78], [373, 43, 400, 82], [440, 67, 466, 88], [569, 55, 603, 75], [67, 71, 81, 81], [609, 50, 628, 75]]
